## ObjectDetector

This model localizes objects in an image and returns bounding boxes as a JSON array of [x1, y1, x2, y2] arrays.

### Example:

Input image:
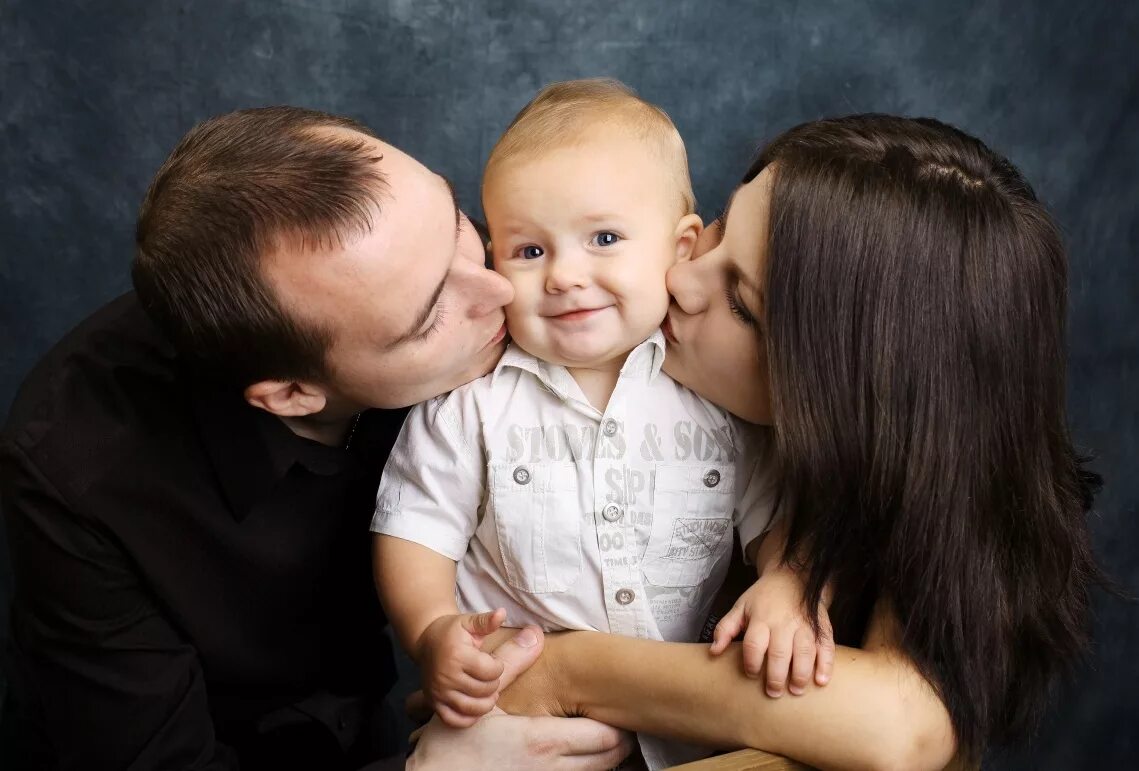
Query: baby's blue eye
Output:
[[592, 231, 620, 247], [518, 245, 545, 260]]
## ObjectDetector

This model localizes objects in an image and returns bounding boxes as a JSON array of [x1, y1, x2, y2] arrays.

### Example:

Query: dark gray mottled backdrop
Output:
[[1, 0, 1136, 766]]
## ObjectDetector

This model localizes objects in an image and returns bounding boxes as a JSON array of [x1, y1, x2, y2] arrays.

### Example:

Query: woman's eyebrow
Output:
[[719, 188, 739, 228]]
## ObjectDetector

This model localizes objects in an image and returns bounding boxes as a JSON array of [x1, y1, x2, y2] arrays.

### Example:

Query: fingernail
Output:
[[789, 685, 804, 696], [515, 628, 539, 647], [817, 674, 830, 684]]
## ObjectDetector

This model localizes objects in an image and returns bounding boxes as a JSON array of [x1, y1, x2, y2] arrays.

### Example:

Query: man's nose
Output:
[[544, 253, 590, 294], [666, 258, 708, 315], [466, 264, 514, 318]]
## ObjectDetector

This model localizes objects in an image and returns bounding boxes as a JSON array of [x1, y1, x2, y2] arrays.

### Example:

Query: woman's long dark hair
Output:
[[752, 115, 1104, 759]]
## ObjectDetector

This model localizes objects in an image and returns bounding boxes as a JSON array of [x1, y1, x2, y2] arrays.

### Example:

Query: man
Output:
[[0, 106, 630, 770]]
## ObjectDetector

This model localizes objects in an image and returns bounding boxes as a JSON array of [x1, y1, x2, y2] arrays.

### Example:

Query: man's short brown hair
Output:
[[132, 106, 386, 386]]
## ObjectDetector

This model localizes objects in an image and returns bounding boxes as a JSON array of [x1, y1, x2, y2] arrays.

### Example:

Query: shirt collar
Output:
[[494, 330, 667, 396], [626, 329, 667, 381], [192, 380, 355, 521]]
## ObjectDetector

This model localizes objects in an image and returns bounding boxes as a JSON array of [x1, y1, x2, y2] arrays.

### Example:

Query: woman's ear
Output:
[[673, 214, 704, 263], [243, 379, 328, 418]]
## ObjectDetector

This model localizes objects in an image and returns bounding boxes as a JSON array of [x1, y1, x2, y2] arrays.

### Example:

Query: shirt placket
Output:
[[592, 370, 652, 639]]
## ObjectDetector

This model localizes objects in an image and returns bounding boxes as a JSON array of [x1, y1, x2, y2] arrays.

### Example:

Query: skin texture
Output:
[[497, 609, 956, 771], [491, 166, 960, 770], [484, 127, 700, 408], [237, 129, 632, 767], [248, 130, 514, 436], [406, 626, 635, 770], [710, 519, 836, 696], [662, 168, 775, 425]]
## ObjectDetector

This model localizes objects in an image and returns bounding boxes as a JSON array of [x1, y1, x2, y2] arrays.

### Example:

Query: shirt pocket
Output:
[[641, 463, 736, 588], [489, 461, 582, 594]]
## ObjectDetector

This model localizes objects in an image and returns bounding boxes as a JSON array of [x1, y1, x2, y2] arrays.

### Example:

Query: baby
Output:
[[371, 79, 828, 769]]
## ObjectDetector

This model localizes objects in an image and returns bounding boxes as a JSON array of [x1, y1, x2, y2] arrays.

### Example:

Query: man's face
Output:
[[265, 132, 513, 410], [484, 132, 682, 371]]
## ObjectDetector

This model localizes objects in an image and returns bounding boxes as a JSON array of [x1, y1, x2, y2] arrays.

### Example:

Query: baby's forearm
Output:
[[372, 534, 460, 659]]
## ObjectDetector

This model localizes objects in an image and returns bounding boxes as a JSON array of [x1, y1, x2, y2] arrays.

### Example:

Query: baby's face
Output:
[[484, 132, 689, 371]]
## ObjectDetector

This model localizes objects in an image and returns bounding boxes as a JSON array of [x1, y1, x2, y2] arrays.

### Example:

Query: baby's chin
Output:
[[509, 329, 660, 372]]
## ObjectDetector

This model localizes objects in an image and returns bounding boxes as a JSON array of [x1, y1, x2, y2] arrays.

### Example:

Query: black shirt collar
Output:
[[191, 381, 358, 522]]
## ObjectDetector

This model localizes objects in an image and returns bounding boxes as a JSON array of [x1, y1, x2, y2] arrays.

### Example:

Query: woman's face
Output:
[[661, 167, 773, 424]]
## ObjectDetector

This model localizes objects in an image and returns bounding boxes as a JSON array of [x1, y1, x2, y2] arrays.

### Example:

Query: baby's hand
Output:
[[417, 608, 508, 727], [709, 571, 834, 697]]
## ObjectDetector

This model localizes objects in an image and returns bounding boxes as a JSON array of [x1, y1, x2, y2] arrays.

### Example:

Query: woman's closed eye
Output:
[[725, 287, 757, 326]]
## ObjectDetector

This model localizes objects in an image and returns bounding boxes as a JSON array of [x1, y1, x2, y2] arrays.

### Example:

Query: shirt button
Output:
[[703, 469, 721, 488], [602, 419, 619, 437], [602, 503, 623, 522], [513, 466, 531, 485], [615, 588, 635, 605]]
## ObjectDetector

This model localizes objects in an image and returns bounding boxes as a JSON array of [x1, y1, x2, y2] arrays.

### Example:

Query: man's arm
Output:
[[2, 443, 237, 770], [498, 603, 957, 771]]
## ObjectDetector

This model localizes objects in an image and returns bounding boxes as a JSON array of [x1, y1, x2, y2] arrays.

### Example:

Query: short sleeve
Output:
[[371, 389, 485, 561], [732, 423, 779, 558]]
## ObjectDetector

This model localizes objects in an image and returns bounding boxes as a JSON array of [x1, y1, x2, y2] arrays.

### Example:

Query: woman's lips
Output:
[[661, 313, 678, 345]]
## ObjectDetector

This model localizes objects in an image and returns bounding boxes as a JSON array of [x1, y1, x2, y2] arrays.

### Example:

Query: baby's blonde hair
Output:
[[484, 78, 695, 215]]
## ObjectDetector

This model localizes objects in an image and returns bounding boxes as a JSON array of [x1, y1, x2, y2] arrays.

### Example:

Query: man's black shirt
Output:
[[0, 294, 404, 769]]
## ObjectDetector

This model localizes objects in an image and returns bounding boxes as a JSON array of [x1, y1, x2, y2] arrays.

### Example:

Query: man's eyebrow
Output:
[[389, 269, 449, 348], [441, 175, 461, 240]]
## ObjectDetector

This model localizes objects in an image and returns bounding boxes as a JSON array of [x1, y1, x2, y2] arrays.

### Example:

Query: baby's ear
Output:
[[673, 214, 704, 263]]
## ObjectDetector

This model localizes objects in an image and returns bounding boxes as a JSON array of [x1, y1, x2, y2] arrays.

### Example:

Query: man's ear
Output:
[[243, 379, 328, 418], [673, 213, 704, 263]]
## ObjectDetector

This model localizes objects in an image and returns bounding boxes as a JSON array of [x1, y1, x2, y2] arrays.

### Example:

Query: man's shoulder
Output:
[[2, 293, 190, 497]]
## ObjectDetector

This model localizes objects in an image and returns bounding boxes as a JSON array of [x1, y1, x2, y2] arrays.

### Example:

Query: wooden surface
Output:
[[669, 749, 811, 770], [671, 748, 977, 770]]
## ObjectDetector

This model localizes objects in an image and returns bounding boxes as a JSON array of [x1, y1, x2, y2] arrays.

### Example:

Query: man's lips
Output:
[[485, 322, 507, 348]]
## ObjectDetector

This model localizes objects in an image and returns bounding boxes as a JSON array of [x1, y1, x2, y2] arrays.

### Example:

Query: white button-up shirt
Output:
[[372, 332, 775, 643]]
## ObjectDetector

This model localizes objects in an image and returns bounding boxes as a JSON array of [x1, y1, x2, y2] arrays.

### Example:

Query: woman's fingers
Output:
[[787, 626, 817, 695]]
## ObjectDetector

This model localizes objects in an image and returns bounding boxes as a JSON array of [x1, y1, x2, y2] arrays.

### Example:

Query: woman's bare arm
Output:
[[497, 602, 957, 771]]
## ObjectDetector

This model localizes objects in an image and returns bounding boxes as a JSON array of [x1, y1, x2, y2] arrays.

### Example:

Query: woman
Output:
[[493, 114, 1105, 769]]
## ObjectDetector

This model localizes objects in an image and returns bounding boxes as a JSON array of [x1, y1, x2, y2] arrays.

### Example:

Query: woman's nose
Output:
[[666, 257, 708, 315]]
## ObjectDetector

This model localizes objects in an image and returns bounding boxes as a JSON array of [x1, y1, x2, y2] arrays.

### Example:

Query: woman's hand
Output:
[[490, 627, 575, 718]]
